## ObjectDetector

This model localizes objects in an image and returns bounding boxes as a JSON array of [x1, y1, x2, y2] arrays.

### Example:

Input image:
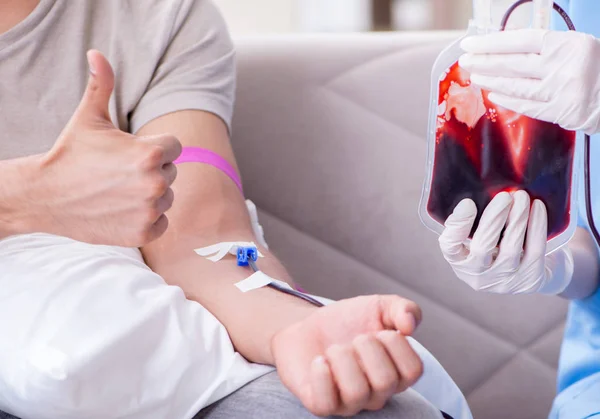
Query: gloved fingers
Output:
[[460, 29, 546, 55], [486, 93, 548, 120], [439, 199, 477, 264], [495, 191, 530, 271], [468, 192, 513, 271], [538, 247, 575, 295], [459, 53, 544, 80], [471, 75, 550, 102], [522, 199, 548, 265]]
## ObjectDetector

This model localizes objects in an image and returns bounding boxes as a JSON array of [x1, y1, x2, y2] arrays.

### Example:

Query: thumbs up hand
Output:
[[35, 50, 181, 247]]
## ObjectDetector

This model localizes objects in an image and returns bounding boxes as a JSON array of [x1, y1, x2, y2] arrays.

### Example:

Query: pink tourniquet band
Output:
[[174, 147, 243, 194], [176, 148, 310, 294]]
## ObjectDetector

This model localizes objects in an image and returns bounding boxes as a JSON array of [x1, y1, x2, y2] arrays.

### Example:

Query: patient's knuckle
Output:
[[344, 386, 368, 406], [372, 371, 398, 393], [403, 358, 424, 386], [143, 207, 160, 224], [325, 345, 341, 360], [367, 399, 388, 412], [162, 188, 175, 209], [305, 398, 334, 417], [403, 299, 421, 317], [140, 145, 164, 169], [145, 176, 168, 199], [133, 226, 153, 246], [162, 134, 182, 154]]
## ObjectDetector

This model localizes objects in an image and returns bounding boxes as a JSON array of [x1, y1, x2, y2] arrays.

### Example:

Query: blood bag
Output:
[[419, 0, 580, 254]]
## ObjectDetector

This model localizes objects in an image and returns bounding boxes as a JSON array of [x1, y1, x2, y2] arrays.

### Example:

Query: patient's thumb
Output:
[[73, 50, 115, 126]]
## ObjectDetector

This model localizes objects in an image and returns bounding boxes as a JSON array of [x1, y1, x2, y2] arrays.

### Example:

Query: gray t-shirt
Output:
[[0, 0, 235, 160], [0, 4, 278, 417]]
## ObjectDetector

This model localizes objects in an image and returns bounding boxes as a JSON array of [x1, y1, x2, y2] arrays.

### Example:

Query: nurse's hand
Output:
[[439, 191, 574, 294], [459, 29, 600, 135], [271, 295, 423, 417]]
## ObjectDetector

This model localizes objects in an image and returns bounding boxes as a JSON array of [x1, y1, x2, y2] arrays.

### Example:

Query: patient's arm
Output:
[[138, 111, 427, 417], [561, 227, 600, 300], [138, 110, 318, 365]]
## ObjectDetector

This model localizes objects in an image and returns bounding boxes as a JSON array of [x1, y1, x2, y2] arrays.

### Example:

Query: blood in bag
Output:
[[422, 62, 577, 240]]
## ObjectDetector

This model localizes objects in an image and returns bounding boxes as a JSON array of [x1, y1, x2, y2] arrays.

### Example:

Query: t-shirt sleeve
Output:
[[129, 0, 235, 134]]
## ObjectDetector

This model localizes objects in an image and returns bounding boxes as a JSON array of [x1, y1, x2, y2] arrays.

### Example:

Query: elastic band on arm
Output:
[[174, 147, 243, 194]]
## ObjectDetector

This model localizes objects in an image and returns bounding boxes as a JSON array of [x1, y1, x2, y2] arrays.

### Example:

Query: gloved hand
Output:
[[439, 191, 574, 295], [459, 29, 600, 135]]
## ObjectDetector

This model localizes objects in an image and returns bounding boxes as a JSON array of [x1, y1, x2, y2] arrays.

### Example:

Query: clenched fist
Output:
[[272, 295, 424, 417], [33, 50, 181, 247]]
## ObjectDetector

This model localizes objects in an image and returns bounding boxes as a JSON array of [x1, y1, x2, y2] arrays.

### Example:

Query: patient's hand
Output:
[[271, 295, 424, 417], [31, 51, 181, 247]]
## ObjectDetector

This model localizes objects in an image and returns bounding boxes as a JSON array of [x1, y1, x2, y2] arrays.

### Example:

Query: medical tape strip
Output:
[[246, 199, 269, 250], [194, 242, 264, 262], [195, 242, 297, 294], [234, 271, 293, 293]]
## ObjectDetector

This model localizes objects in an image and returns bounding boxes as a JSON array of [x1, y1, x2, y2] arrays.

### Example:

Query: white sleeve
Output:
[[407, 337, 473, 419], [0, 234, 271, 419]]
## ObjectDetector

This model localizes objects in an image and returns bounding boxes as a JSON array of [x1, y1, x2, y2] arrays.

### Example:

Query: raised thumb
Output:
[[73, 50, 115, 124]]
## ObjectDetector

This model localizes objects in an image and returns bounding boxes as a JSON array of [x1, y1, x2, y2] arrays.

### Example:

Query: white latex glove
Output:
[[439, 191, 574, 295], [459, 29, 600, 135]]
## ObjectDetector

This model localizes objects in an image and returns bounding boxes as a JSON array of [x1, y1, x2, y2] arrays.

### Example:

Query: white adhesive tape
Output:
[[235, 272, 294, 293], [246, 200, 269, 250], [194, 242, 264, 262]]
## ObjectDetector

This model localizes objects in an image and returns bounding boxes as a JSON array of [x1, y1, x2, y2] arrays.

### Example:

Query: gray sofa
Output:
[[232, 32, 569, 419]]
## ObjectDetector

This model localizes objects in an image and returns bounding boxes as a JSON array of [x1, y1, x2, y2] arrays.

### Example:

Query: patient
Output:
[[0, 1, 465, 418]]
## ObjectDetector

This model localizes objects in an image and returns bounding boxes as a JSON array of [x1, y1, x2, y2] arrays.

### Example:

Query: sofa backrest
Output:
[[232, 32, 568, 419]]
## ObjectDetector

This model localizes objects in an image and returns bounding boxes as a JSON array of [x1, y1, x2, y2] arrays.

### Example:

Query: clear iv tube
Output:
[[532, 0, 554, 28], [473, 0, 492, 32]]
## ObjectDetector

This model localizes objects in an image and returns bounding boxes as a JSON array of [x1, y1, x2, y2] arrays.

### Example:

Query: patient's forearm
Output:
[[0, 156, 40, 239], [560, 227, 600, 300], [138, 111, 321, 365], [141, 162, 317, 366], [144, 235, 316, 365]]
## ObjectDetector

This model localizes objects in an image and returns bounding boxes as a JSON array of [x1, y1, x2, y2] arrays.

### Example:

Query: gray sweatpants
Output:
[[0, 372, 442, 419], [197, 372, 443, 419]]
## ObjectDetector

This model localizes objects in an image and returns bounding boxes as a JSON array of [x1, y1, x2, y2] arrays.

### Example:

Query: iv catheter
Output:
[[499, 1, 600, 250], [236, 246, 325, 307]]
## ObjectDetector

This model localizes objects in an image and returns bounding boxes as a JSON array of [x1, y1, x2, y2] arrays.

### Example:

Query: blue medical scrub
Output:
[[550, 2, 600, 417]]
